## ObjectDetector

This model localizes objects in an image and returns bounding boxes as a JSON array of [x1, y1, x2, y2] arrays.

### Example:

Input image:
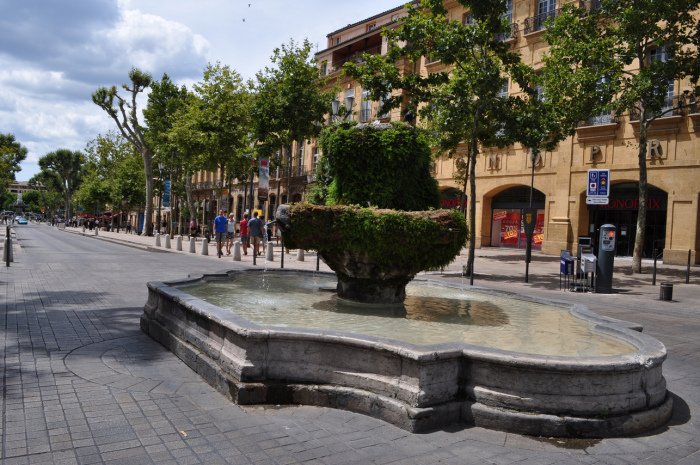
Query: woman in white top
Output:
[[226, 215, 236, 255]]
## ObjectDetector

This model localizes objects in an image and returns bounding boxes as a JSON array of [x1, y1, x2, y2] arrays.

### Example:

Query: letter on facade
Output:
[[647, 139, 662, 158], [589, 145, 601, 161]]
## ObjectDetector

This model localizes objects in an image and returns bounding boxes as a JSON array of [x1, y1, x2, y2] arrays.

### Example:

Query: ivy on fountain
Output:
[[313, 121, 440, 211]]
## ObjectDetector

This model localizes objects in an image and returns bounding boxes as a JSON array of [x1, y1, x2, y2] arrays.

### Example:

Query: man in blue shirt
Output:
[[247, 211, 264, 257], [214, 209, 228, 258]]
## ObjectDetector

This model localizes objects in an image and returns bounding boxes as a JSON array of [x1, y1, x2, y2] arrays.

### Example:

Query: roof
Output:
[[326, 3, 412, 37]]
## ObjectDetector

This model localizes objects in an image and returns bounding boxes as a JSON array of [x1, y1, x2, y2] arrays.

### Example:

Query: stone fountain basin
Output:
[[141, 270, 672, 437]]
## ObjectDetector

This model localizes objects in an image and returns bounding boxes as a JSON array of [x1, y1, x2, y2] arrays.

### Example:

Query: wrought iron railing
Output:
[[278, 166, 311, 179], [578, 112, 620, 127], [360, 107, 372, 122], [578, 0, 602, 12], [495, 22, 519, 42], [524, 8, 562, 34], [629, 95, 684, 121], [330, 44, 383, 73]]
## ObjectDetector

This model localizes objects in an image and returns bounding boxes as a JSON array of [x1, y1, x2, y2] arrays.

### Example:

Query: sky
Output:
[[1, 0, 404, 182]]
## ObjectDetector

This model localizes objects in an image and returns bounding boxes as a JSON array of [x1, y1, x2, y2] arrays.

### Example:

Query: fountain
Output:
[[141, 122, 671, 436]]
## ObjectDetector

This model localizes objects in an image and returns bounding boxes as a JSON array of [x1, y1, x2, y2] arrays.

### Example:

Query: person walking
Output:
[[239, 213, 249, 256], [226, 214, 236, 256], [126, 219, 132, 234], [248, 211, 264, 257], [214, 209, 228, 258]]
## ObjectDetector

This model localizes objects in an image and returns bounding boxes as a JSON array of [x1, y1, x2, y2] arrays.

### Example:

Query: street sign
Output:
[[587, 169, 610, 197], [586, 197, 610, 205]]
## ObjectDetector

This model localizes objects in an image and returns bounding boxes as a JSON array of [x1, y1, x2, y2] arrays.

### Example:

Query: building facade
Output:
[[313, 0, 700, 265]]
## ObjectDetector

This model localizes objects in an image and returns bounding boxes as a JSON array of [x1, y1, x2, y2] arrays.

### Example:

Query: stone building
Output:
[[312, 0, 700, 265]]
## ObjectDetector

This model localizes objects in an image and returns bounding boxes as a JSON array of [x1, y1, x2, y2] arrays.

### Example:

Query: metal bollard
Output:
[[296, 249, 305, 261], [266, 243, 274, 261], [155, 233, 161, 247], [176, 235, 182, 251], [189, 237, 196, 253], [659, 283, 673, 301], [316, 252, 320, 271], [201, 238, 209, 255], [687, 250, 692, 284], [164, 234, 171, 249], [233, 241, 241, 261]]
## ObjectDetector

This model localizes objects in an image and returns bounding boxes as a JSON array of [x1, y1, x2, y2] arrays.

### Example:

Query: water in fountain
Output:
[[182, 272, 635, 357]]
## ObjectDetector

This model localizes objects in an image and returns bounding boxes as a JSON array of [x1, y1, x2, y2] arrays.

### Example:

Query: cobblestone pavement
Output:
[[1, 222, 698, 464]]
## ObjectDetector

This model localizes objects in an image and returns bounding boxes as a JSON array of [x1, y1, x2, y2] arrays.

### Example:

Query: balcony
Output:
[[578, 0, 602, 12], [328, 44, 383, 74], [524, 8, 562, 35], [629, 95, 684, 121], [495, 22, 519, 42], [579, 112, 620, 127]]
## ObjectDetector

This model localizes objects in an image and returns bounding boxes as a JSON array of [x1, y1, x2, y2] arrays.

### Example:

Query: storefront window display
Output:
[[491, 209, 545, 250]]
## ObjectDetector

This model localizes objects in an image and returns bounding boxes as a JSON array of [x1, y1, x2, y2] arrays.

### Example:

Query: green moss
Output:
[[284, 205, 468, 271]]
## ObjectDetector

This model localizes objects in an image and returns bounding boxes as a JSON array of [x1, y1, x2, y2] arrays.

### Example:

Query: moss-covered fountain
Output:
[[141, 122, 672, 436]]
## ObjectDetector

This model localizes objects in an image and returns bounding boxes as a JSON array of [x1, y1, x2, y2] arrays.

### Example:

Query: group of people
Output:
[[213, 210, 280, 258]]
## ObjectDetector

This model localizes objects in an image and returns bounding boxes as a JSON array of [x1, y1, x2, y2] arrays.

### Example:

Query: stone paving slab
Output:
[[1, 222, 698, 464]]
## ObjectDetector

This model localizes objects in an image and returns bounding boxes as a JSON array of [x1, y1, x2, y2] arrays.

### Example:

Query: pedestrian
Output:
[[274, 223, 281, 245], [248, 211, 264, 257], [126, 219, 132, 234], [239, 213, 249, 256], [214, 209, 228, 258], [226, 214, 236, 256], [190, 219, 196, 239]]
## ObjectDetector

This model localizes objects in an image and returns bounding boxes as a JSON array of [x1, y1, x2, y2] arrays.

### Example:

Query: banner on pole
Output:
[[258, 158, 269, 201], [163, 180, 171, 207]]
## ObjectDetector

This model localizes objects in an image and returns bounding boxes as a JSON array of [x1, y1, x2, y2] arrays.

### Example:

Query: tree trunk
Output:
[[142, 152, 154, 236], [632, 106, 649, 274], [465, 108, 481, 283]]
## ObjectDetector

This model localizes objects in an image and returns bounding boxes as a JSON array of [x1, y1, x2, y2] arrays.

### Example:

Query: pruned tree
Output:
[[542, 0, 700, 272], [92, 67, 157, 235]]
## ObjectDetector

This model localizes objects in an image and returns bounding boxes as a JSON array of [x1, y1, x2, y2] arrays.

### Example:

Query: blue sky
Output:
[[1, 0, 404, 181]]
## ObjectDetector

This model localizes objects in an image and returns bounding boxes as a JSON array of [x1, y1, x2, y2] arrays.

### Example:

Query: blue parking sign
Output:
[[587, 169, 610, 197]]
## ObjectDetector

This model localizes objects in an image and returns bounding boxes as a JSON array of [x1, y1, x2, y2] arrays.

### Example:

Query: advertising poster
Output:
[[500, 212, 521, 247], [163, 180, 171, 207], [258, 158, 269, 201]]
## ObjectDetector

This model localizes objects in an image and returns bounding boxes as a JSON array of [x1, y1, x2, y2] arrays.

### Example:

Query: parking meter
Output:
[[595, 224, 616, 293]]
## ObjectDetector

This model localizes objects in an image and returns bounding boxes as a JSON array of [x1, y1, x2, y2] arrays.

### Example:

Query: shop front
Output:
[[587, 183, 667, 258], [489, 186, 546, 251]]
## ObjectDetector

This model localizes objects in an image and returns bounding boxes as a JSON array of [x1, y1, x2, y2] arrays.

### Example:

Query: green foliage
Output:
[[285, 205, 468, 271], [319, 122, 439, 210], [0, 133, 28, 190], [21, 190, 42, 212], [251, 38, 337, 165], [37, 149, 85, 219], [1, 191, 15, 210]]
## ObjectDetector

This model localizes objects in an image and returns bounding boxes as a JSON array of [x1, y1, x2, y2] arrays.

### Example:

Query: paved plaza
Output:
[[1, 222, 699, 464]]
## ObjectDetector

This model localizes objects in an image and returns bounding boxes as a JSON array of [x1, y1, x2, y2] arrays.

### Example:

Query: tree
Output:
[[92, 67, 156, 235], [37, 149, 84, 221], [542, 0, 700, 273], [144, 74, 189, 231], [252, 39, 336, 199], [345, 0, 551, 281], [169, 63, 252, 225], [0, 133, 28, 190]]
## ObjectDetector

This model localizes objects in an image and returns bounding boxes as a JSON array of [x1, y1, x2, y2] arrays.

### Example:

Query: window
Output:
[[497, 79, 509, 99], [535, 83, 545, 101], [321, 62, 327, 76], [313, 147, 320, 173], [650, 46, 674, 112], [361, 88, 372, 122], [539, 0, 556, 15], [368, 24, 376, 32], [336, 37, 341, 45], [378, 84, 391, 119], [297, 141, 304, 171], [464, 13, 474, 25], [587, 76, 612, 125], [496, 0, 514, 41]]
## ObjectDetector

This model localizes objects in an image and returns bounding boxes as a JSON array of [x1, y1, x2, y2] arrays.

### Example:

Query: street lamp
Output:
[[156, 162, 164, 234], [331, 95, 355, 122]]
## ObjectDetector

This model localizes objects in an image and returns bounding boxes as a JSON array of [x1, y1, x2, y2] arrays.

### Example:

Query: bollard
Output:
[[233, 241, 242, 261], [82, 225, 86, 233], [296, 249, 305, 261], [4, 226, 12, 266], [155, 233, 161, 247], [164, 234, 171, 249], [659, 283, 673, 301], [652, 248, 658, 286], [316, 252, 320, 271], [189, 237, 196, 253], [280, 238, 284, 269], [266, 243, 274, 261], [176, 235, 183, 251], [687, 250, 691, 284], [94, 227, 98, 236], [201, 238, 209, 255]]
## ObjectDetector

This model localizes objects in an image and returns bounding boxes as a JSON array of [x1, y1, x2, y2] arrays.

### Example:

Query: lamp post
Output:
[[331, 95, 355, 122]]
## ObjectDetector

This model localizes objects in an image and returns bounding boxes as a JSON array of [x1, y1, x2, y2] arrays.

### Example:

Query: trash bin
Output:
[[659, 283, 673, 301]]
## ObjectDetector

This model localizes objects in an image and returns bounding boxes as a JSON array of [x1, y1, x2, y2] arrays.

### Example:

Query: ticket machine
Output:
[[595, 224, 616, 293]]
